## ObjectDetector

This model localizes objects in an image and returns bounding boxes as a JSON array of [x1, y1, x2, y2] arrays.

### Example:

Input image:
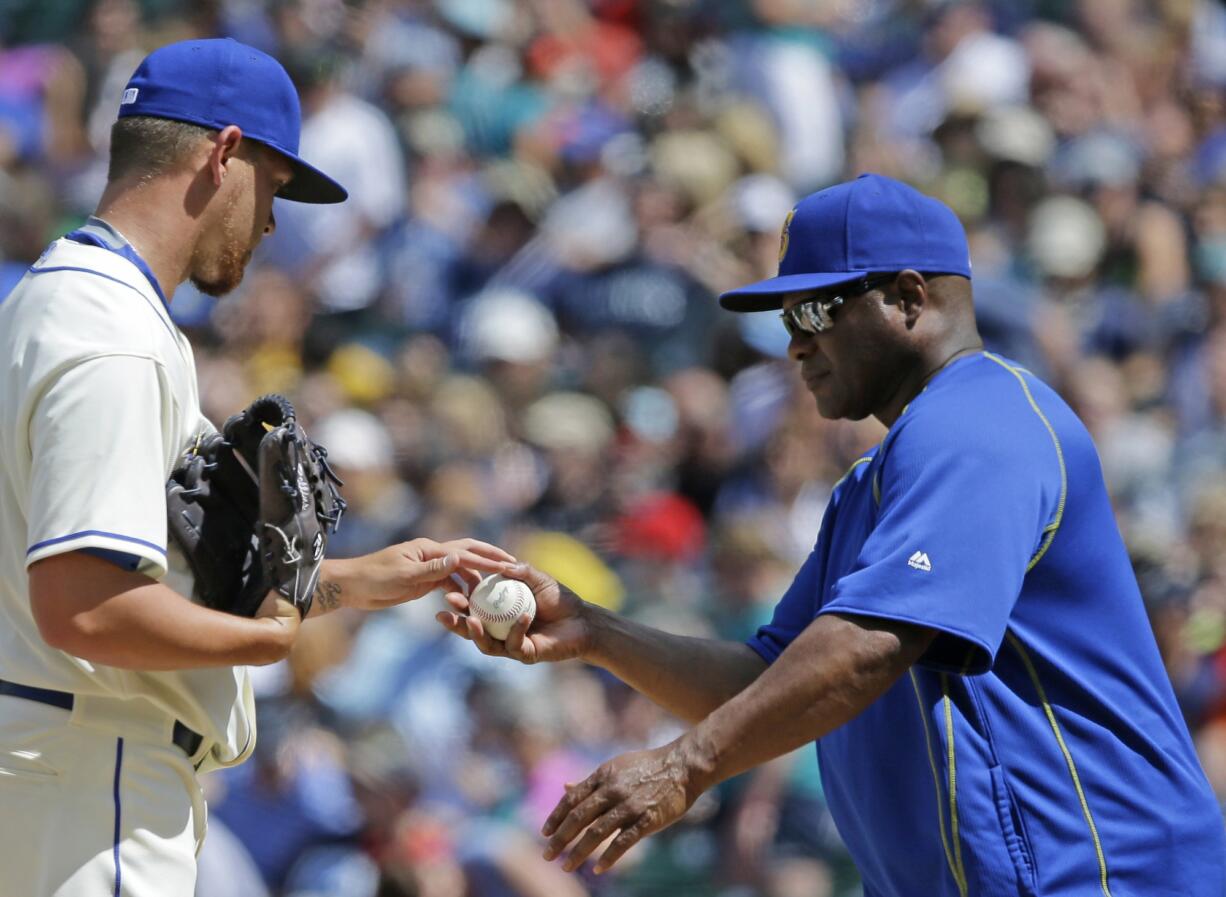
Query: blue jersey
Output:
[[748, 352, 1225, 897]]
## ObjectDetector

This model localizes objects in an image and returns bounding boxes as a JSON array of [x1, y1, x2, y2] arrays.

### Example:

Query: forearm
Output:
[[310, 540, 514, 618], [681, 613, 934, 790], [534, 615, 934, 875], [582, 603, 767, 724], [305, 558, 349, 618], [29, 555, 294, 670]]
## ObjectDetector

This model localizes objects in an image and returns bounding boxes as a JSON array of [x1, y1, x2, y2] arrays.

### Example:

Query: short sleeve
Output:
[[25, 354, 171, 578], [821, 414, 1060, 674]]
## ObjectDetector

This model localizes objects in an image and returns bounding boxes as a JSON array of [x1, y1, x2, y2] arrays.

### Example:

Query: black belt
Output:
[[0, 679, 204, 758]]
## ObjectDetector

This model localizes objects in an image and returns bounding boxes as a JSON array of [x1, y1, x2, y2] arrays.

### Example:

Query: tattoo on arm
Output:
[[314, 579, 343, 612]]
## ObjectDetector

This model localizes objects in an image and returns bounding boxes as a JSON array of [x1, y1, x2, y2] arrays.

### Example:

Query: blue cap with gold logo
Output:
[[719, 173, 970, 312]]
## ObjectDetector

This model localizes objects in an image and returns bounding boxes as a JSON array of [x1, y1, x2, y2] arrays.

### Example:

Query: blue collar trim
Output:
[[63, 217, 170, 309]]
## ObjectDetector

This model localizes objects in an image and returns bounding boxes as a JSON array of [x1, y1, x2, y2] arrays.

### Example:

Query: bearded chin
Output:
[[191, 269, 242, 297], [190, 247, 252, 297]]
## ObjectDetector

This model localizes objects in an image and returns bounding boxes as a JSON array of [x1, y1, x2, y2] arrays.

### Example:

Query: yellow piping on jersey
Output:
[[984, 354, 1111, 889], [1007, 632, 1113, 896], [835, 455, 873, 490], [910, 670, 968, 897], [941, 673, 968, 889], [982, 352, 1067, 571]]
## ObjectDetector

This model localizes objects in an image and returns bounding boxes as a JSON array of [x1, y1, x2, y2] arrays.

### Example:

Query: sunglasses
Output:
[[779, 274, 898, 338]]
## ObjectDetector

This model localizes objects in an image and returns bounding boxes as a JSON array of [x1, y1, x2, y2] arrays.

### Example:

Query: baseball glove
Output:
[[166, 395, 346, 618]]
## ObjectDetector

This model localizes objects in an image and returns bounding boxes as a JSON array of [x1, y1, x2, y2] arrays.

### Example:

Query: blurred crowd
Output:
[[4, 0, 1226, 894]]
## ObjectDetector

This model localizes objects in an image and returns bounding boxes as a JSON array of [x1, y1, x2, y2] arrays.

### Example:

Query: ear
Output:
[[207, 125, 245, 190], [894, 269, 927, 329]]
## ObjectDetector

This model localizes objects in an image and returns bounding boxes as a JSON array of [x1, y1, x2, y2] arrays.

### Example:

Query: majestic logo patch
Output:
[[907, 550, 932, 572], [778, 207, 796, 264], [121, 87, 139, 105]]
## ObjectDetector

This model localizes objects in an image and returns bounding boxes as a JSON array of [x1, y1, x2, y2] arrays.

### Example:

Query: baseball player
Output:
[[441, 175, 1226, 894], [0, 39, 511, 897]]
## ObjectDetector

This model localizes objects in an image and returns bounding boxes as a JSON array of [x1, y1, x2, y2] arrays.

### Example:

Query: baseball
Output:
[[469, 574, 536, 641]]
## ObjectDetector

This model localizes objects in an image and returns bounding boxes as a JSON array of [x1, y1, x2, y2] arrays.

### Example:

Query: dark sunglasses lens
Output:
[[803, 308, 819, 334]]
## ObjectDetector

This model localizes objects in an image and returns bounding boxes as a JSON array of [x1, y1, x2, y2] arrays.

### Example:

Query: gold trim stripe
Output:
[[910, 670, 968, 897], [1007, 632, 1113, 896], [985, 354, 1109, 891], [981, 352, 1068, 571], [941, 674, 968, 888], [835, 455, 873, 490]]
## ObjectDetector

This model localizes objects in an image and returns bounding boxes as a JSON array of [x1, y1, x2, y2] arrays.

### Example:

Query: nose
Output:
[[787, 330, 815, 362], [264, 208, 277, 236]]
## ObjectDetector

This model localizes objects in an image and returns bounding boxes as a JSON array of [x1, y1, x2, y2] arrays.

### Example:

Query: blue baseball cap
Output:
[[117, 39, 347, 204], [719, 173, 970, 312]]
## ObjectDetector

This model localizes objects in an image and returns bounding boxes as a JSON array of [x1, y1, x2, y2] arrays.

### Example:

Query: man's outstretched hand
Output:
[[436, 562, 596, 664], [317, 538, 516, 614], [540, 738, 710, 874]]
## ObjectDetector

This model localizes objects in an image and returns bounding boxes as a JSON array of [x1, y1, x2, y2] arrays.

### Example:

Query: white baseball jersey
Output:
[[0, 218, 256, 772]]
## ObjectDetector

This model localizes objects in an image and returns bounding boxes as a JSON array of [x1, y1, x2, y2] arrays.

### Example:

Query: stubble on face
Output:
[[189, 164, 262, 297]]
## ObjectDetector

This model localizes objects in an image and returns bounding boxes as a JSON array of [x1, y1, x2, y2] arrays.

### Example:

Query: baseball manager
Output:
[[442, 174, 1226, 896]]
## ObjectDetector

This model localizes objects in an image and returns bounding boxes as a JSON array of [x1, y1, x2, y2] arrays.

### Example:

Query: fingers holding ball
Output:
[[468, 573, 536, 640]]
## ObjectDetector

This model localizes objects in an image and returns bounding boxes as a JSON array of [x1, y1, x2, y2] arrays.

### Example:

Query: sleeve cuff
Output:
[[815, 603, 997, 675], [746, 633, 784, 666], [26, 530, 168, 580]]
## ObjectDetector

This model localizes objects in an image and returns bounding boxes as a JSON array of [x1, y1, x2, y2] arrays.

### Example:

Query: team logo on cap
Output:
[[121, 87, 139, 105], [778, 208, 796, 263]]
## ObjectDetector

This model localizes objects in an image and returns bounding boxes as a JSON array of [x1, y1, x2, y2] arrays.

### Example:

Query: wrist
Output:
[[576, 598, 612, 665], [675, 726, 722, 803], [253, 611, 296, 664], [319, 556, 353, 592], [313, 558, 352, 614]]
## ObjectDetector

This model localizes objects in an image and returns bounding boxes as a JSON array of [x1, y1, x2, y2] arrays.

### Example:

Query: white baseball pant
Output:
[[0, 692, 208, 896]]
